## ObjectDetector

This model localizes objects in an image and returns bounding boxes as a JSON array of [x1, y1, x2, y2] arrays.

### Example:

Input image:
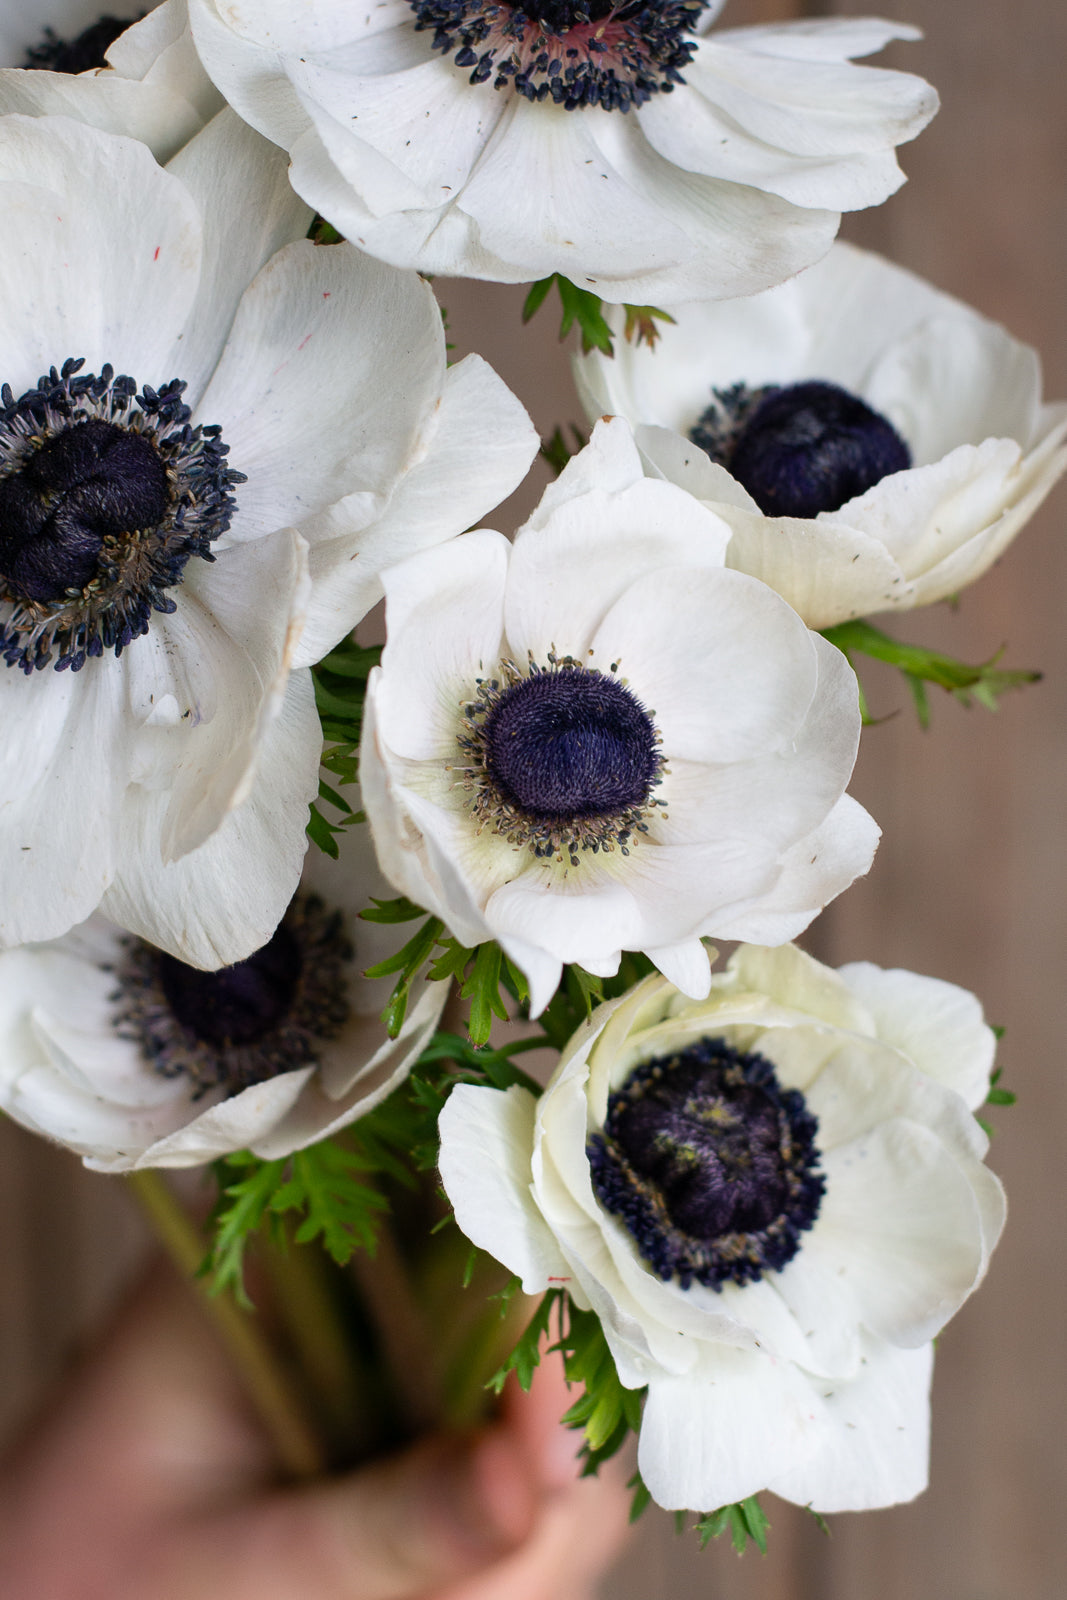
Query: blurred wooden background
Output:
[[2, 1, 1065, 1595]]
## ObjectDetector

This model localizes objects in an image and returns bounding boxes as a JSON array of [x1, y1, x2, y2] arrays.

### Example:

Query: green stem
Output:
[[126, 1169, 324, 1480]]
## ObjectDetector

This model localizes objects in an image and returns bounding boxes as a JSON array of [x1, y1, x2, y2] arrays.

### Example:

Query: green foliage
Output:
[[308, 216, 344, 245], [622, 304, 676, 348], [693, 1496, 770, 1555], [522, 274, 615, 356], [362, 910, 445, 1035], [522, 274, 673, 359], [977, 1064, 1017, 1137], [362, 901, 527, 1046], [306, 637, 381, 853], [986, 1065, 1016, 1107], [205, 1065, 452, 1300], [540, 423, 589, 477], [487, 1287, 562, 1394], [557, 1302, 645, 1473], [628, 1471, 653, 1525], [823, 618, 1040, 728]]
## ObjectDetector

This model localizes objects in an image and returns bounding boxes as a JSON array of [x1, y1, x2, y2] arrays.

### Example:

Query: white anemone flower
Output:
[[576, 241, 1067, 629], [360, 417, 878, 1015], [186, 0, 936, 304], [0, 809, 447, 1171], [0, 110, 538, 965], [439, 943, 1006, 1513], [0, 2, 223, 162]]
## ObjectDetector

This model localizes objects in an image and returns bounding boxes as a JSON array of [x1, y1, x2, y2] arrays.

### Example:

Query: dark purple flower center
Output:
[[458, 657, 666, 866], [23, 15, 139, 73], [158, 925, 303, 1050], [0, 420, 169, 604], [691, 379, 911, 519], [410, 0, 708, 112], [483, 666, 659, 821], [113, 894, 353, 1100], [0, 360, 242, 674], [589, 1037, 824, 1290]]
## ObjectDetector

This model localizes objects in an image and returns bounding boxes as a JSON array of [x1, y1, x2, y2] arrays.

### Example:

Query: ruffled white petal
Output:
[[99, 670, 321, 968], [0, 114, 202, 395], [198, 241, 445, 544], [768, 1339, 933, 1513], [439, 1084, 571, 1292], [837, 961, 996, 1110], [293, 353, 538, 664]]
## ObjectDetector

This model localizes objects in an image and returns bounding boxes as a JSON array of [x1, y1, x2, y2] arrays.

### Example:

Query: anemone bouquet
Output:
[[0, 0, 1055, 1568]]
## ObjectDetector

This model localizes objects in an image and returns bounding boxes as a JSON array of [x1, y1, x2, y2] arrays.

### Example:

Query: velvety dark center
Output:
[[588, 1038, 824, 1290], [24, 15, 135, 73], [0, 419, 170, 603], [728, 380, 911, 519], [512, 0, 616, 24], [157, 924, 303, 1049], [482, 667, 659, 822], [610, 1058, 789, 1236]]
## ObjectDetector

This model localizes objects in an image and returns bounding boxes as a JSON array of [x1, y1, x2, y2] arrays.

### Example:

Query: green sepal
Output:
[[693, 1495, 770, 1555], [822, 618, 1040, 727]]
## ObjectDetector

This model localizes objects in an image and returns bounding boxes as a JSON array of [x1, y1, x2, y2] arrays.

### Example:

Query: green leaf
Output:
[[360, 895, 429, 925], [628, 1471, 653, 1525], [522, 273, 615, 356], [364, 915, 445, 1037], [205, 1154, 286, 1305], [693, 1496, 769, 1556], [487, 1289, 561, 1394], [553, 1301, 646, 1474], [822, 618, 1040, 725], [461, 941, 509, 1045], [540, 423, 589, 477], [275, 1141, 389, 1265], [306, 801, 341, 859]]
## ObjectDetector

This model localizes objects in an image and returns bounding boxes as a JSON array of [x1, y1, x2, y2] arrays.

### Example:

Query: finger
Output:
[[430, 1455, 632, 1600], [143, 1423, 541, 1600]]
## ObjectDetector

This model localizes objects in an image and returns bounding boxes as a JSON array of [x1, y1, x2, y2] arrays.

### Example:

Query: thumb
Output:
[[145, 1424, 540, 1600]]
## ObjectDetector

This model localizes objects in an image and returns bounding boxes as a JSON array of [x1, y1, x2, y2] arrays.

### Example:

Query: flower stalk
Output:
[[125, 1168, 324, 1480]]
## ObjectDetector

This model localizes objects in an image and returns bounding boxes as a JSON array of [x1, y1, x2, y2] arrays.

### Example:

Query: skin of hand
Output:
[[0, 1265, 630, 1600]]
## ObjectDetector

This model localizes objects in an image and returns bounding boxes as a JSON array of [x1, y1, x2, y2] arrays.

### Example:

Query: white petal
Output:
[[198, 241, 445, 542], [506, 480, 731, 668], [639, 1353, 818, 1511], [768, 1339, 932, 1513], [375, 530, 508, 760], [293, 352, 538, 665], [439, 1083, 570, 1292], [837, 962, 996, 1111], [711, 793, 879, 944], [0, 657, 125, 946], [123, 1068, 315, 1169], [163, 108, 313, 401], [865, 313, 1043, 465], [722, 505, 906, 629], [815, 1118, 989, 1345], [590, 564, 820, 763], [0, 114, 202, 394], [100, 672, 320, 968]]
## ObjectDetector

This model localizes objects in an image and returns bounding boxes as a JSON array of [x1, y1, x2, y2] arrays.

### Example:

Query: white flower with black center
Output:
[[0, 109, 538, 964], [0, 810, 447, 1170], [360, 417, 878, 1015], [439, 944, 1006, 1513], [186, 0, 936, 304], [0, 2, 223, 162], [576, 241, 1067, 628]]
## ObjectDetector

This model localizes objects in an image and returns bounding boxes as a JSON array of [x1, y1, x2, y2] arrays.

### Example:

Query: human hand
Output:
[[0, 1265, 629, 1600]]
